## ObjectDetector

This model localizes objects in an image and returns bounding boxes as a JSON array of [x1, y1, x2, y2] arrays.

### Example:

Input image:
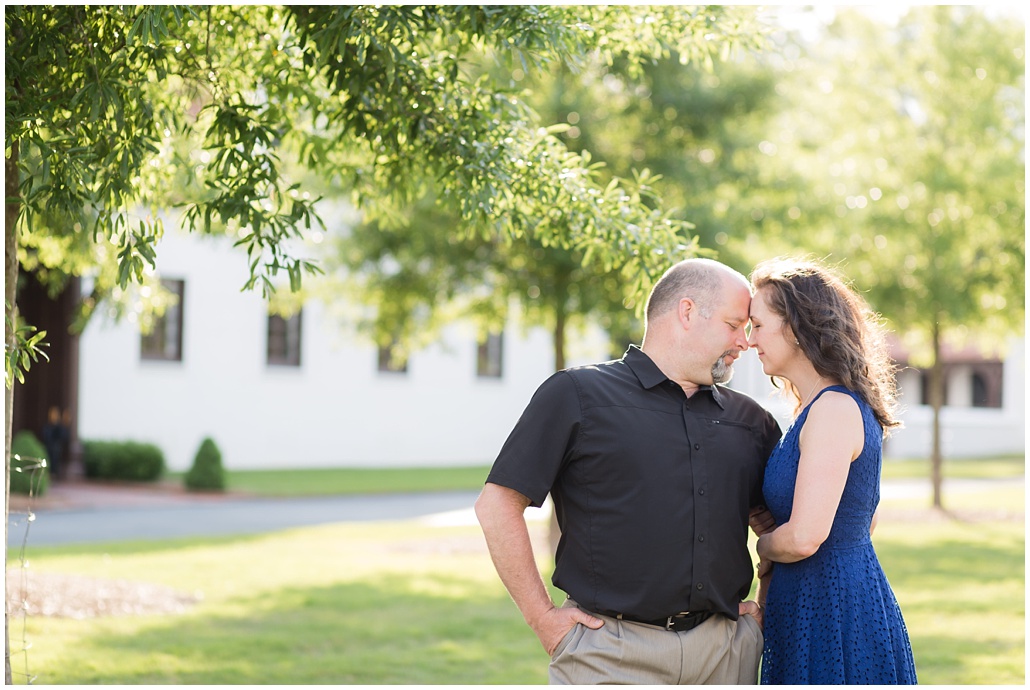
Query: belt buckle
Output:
[[665, 612, 689, 631]]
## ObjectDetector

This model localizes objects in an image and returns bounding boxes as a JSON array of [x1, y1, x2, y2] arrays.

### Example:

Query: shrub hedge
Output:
[[82, 440, 165, 481], [10, 430, 50, 496], [185, 437, 226, 491]]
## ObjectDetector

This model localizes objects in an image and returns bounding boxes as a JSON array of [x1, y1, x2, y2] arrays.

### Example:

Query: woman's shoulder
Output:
[[807, 387, 864, 425], [802, 387, 866, 457]]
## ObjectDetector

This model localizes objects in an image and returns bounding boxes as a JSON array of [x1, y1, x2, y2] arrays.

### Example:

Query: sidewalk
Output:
[[8, 478, 250, 513], [10, 474, 1024, 513], [7, 481, 485, 547]]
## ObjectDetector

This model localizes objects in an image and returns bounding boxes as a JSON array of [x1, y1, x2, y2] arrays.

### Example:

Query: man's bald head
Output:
[[645, 258, 750, 324]]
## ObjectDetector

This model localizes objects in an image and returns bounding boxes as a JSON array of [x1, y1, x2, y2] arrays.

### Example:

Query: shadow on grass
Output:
[[30, 573, 549, 685], [877, 535, 1024, 586], [877, 530, 1025, 684], [909, 632, 1025, 685]]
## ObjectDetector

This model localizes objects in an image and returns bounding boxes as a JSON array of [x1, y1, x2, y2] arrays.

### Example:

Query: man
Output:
[[475, 258, 782, 684]]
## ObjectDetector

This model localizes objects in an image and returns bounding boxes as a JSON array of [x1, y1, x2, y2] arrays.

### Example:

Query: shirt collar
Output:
[[624, 345, 726, 409]]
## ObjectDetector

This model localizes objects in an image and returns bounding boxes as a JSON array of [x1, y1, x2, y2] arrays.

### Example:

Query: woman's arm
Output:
[[756, 392, 864, 563]]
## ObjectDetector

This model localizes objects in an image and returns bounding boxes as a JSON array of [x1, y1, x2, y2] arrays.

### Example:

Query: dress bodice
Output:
[[763, 385, 881, 549]]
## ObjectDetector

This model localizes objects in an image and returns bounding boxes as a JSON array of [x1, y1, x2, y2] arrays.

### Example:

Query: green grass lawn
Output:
[[169, 464, 494, 497], [881, 454, 1025, 481], [164, 454, 1024, 498], [9, 457, 1024, 684]]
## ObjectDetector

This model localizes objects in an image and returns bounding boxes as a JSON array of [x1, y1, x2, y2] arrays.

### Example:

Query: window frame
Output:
[[140, 279, 185, 362], [476, 331, 504, 378], [267, 308, 303, 367]]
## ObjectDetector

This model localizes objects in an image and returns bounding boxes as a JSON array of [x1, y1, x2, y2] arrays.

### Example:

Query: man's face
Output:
[[694, 280, 752, 385]]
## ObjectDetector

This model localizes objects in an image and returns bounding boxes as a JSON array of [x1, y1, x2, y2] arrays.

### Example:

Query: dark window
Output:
[[267, 310, 303, 367], [920, 363, 1004, 408], [377, 342, 408, 373], [970, 365, 1004, 408], [477, 331, 504, 378], [919, 369, 948, 406], [971, 372, 990, 408], [141, 279, 184, 361]]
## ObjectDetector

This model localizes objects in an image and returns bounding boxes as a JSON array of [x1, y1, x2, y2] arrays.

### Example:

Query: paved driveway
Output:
[[6, 476, 1022, 547], [7, 487, 483, 547]]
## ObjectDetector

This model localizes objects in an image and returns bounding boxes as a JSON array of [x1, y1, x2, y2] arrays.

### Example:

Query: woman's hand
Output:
[[749, 505, 777, 536], [756, 559, 773, 610]]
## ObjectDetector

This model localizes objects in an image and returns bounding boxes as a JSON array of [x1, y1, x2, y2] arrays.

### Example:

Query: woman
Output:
[[748, 258, 917, 684]]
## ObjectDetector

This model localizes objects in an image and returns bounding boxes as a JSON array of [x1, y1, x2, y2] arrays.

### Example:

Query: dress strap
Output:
[[809, 384, 854, 405]]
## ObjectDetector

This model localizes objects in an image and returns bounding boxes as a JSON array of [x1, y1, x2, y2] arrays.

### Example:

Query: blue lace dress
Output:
[[760, 386, 917, 684]]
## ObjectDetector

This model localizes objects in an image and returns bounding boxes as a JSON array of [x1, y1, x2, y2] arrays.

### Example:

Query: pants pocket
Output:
[[744, 612, 763, 647], [550, 623, 581, 661]]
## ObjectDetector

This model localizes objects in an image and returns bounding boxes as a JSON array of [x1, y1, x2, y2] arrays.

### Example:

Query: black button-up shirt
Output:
[[487, 345, 781, 621]]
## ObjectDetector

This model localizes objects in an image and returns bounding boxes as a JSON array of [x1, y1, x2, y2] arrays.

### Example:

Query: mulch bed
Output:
[[5, 569, 201, 619]]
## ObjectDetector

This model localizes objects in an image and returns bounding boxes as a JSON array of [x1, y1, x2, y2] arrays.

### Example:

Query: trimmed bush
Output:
[[185, 437, 226, 491], [10, 430, 50, 496], [82, 440, 165, 481]]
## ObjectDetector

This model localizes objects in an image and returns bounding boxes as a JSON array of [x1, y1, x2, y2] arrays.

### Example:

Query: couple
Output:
[[475, 257, 918, 685]]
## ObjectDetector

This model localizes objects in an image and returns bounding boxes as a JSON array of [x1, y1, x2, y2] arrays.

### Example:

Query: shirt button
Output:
[[696, 583, 704, 590], [698, 488, 705, 496], [698, 535, 705, 542], [694, 444, 700, 450]]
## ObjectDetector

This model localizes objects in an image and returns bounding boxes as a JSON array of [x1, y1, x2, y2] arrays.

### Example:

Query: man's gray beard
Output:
[[711, 355, 735, 384]]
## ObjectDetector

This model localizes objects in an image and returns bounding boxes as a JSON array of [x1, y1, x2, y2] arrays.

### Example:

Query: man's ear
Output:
[[677, 297, 696, 329]]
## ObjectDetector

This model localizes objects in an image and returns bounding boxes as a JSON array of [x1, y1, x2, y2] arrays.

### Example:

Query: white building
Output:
[[78, 228, 596, 471], [887, 338, 1025, 458], [74, 229, 1024, 472]]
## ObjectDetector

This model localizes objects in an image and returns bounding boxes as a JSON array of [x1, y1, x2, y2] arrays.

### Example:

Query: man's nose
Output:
[[738, 330, 750, 351]]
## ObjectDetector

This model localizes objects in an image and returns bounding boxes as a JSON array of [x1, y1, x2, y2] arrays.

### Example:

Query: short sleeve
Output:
[[761, 411, 783, 457], [753, 409, 783, 508], [485, 370, 581, 508]]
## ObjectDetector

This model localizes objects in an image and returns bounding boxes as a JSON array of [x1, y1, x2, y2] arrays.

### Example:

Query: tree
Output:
[[317, 55, 726, 557], [321, 192, 648, 367], [5, 5, 767, 680], [852, 6, 1024, 508], [324, 36, 798, 382], [540, 40, 791, 278], [724, 7, 1025, 508]]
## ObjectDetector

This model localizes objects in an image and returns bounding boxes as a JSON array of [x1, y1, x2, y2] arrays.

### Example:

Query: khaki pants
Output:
[[548, 600, 762, 685]]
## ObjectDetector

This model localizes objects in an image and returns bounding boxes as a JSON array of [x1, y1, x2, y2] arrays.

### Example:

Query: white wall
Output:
[[78, 229, 611, 472]]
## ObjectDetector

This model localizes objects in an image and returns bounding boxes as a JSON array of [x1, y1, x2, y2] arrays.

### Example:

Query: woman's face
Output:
[[747, 288, 796, 377]]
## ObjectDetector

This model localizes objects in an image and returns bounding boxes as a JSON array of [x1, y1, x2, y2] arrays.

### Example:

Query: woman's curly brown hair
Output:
[[750, 257, 901, 434]]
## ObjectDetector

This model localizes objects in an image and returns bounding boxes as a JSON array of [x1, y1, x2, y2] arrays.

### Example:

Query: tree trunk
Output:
[[929, 318, 944, 510], [5, 139, 21, 685]]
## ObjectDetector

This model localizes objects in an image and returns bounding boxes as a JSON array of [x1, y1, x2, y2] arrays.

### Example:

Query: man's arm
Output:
[[474, 482, 603, 654]]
